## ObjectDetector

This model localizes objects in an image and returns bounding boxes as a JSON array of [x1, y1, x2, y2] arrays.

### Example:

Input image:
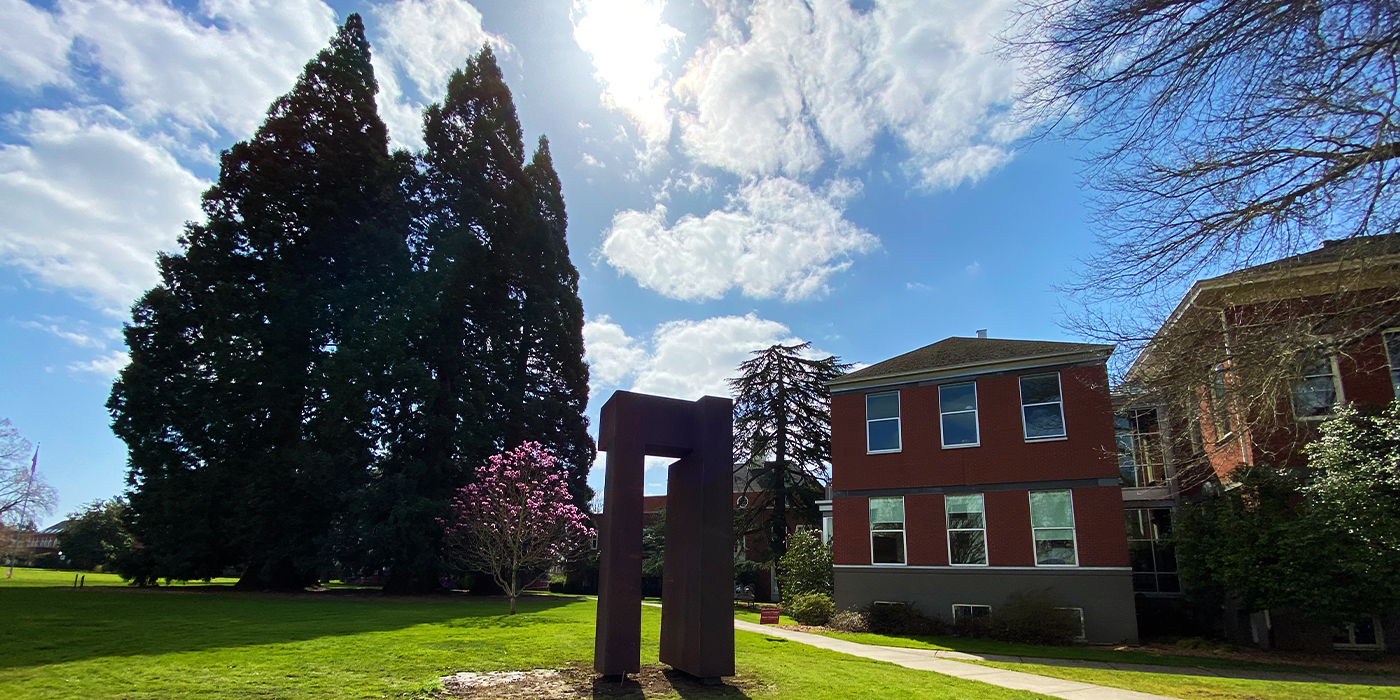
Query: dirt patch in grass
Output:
[[439, 664, 764, 699]]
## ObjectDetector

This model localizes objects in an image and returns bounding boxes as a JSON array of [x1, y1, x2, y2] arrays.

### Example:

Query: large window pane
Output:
[[1020, 374, 1061, 404], [869, 497, 904, 527], [1034, 529, 1077, 565], [946, 494, 983, 521], [1291, 357, 1337, 419], [949, 530, 987, 565], [872, 532, 905, 564], [866, 392, 899, 420], [939, 383, 977, 412], [941, 411, 979, 446], [867, 419, 900, 452], [1030, 491, 1074, 528], [1023, 403, 1065, 439]]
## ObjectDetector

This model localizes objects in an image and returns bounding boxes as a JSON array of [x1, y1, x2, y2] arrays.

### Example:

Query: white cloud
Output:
[[572, 0, 683, 155], [0, 108, 208, 308], [56, 0, 338, 141], [67, 350, 129, 378], [965, 260, 982, 276], [0, 0, 70, 89], [373, 0, 509, 149], [673, 0, 1022, 187], [601, 177, 877, 301], [18, 316, 110, 348], [585, 312, 802, 402]]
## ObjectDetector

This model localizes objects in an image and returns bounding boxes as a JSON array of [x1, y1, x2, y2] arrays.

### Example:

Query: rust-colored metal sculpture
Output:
[[594, 391, 734, 681]]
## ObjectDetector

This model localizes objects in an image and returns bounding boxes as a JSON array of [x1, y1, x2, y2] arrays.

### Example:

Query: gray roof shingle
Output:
[[837, 337, 1113, 385]]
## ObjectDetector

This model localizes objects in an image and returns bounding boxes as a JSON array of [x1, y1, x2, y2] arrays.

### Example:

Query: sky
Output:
[[0, 0, 1104, 526]]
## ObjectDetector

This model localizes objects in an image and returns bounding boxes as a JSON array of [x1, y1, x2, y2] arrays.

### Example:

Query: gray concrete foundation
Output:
[[834, 566, 1139, 645]]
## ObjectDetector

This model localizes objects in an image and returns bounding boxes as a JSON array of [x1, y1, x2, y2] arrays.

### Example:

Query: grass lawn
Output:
[[0, 569, 1048, 700], [733, 607, 1393, 676], [976, 660, 1400, 700]]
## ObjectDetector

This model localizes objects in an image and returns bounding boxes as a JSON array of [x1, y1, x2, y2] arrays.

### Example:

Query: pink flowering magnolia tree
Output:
[[443, 442, 595, 614]]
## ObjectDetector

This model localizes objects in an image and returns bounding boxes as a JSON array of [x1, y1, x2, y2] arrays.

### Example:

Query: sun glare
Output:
[[572, 0, 683, 148]]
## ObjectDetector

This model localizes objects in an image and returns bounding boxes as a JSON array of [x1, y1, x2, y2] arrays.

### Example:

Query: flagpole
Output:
[[6, 444, 38, 579]]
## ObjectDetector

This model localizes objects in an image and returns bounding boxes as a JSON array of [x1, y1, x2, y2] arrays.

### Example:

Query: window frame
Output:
[[866, 391, 902, 454], [1029, 490, 1079, 568], [868, 496, 906, 566], [1056, 607, 1087, 642], [1290, 352, 1345, 422], [945, 493, 988, 567], [1210, 366, 1234, 440], [1019, 372, 1068, 442], [952, 604, 992, 622], [1333, 617, 1386, 650], [939, 382, 981, 449], [1384, 329, 1400, 400]]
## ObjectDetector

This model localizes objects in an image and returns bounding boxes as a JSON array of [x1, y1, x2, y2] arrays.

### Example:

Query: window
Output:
[[869, 497, 905, 564], [866, 392, 901, 453], [1126, 508, 1179, 593], [1030, 490, 1077, 566], [1021, 373, 1066, 440], [1116, 408, 1165, 487], [1291, 354, 1340, 420], [952, 604, 992, 622], [945, 493, 987, 565], [1334, 617, 1385, 650], [939, 383, 979, 448], [1386, 330, 1400, 399], [822, 514, 833, 545], [1057, 607, 1087, 642], [1211, 368, 1234, 437]]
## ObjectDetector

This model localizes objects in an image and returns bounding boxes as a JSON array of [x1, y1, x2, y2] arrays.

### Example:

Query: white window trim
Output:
[[1020, 372, 1067, 442], [1384, 328, 1400, 400], [939, 382, 981, 449], [1334, 617, 1386, 650], [1290, 352, 1346, 422], [952, 604, 992, 622], [1030, 490, 1080, 568], [946, 493, 988, 567], [866, 391, 902, 454], [869, 496, 907, 566]]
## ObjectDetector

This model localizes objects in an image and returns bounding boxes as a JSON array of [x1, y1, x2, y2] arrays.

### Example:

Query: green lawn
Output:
[[0, 567, 238, 588], [733, 607, 1393, 676], [977, 660, 1400, 700], [0, 570, 1048, 700]]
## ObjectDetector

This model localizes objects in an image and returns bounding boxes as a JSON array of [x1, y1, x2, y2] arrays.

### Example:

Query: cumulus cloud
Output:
[[584, 312, 803, 402], [601, 177, 877, 301], [668, 0, 1021, 187], [573, 0, 683, 155], [373, 0, 510, 149], [0, 0, 70, 89], [0, 108, 208, 308]]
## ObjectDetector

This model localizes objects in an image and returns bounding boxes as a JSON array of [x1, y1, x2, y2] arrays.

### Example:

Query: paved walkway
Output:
[[735, 620, 1176, 699]]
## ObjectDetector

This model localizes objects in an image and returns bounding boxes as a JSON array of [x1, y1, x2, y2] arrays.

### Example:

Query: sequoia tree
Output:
[[729, 343, 848, 563], [111, 15, 410, 588]]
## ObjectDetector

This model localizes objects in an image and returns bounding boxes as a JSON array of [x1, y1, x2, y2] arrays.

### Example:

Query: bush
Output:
[[777, 530, 832, 598], [828, 610, 870, 633], [864, 601, 947, 636], [986, 592, 1082, 645], [786, 593, 835, 626]]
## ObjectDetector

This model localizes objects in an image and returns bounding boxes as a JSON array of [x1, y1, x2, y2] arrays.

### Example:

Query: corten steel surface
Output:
[[594, 391, 735, 680]]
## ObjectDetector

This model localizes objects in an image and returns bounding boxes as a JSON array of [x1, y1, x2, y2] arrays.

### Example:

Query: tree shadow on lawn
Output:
[[0, 586, 586, 671]]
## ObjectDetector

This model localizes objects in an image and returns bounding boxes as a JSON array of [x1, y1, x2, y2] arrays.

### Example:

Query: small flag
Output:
[[30, 445, 38, 476]]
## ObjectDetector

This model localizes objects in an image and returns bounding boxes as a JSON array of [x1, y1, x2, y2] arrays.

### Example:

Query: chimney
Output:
[[976, 329, 988, 339]]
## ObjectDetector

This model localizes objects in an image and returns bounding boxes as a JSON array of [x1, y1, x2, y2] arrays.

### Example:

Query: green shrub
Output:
[[864, 602, 946, 636], [985, 592, 1082, 645], [828, 610, 870, 633], [785, 593, 835, 626], [777, 530, 832, 597]]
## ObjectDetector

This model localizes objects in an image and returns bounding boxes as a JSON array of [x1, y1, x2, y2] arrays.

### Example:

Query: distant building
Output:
[[827, 337, 1139, 644]]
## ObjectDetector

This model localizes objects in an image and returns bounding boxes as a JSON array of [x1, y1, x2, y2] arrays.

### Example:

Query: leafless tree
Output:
[[0, 419, 57, 528], [1006, 0, 1400, 466]]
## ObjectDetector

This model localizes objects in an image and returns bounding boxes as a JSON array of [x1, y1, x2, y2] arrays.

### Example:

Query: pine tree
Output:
[[729, 344, 849, 566], [110, 15, 408, 589]]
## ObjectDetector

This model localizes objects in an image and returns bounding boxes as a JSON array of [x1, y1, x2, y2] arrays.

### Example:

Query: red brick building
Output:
[[827, 337, 1139, 644]]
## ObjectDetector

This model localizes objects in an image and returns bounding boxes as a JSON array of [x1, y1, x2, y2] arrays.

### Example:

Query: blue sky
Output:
[[0, 0, 1100, 525]]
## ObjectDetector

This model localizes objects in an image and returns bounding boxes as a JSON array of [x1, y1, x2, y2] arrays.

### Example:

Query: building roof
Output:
[[1200, 234, 1400, 285], [831, 337, 1113, 390]]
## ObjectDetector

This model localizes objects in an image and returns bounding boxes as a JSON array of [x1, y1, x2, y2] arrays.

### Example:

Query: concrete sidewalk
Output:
[[735, 619, 1176, 699]]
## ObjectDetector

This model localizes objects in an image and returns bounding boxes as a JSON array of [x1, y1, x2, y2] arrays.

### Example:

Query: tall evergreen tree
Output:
[[110, 15, 409, 589], [353, 47, 593, 591], [729, 344, 849, 565]]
